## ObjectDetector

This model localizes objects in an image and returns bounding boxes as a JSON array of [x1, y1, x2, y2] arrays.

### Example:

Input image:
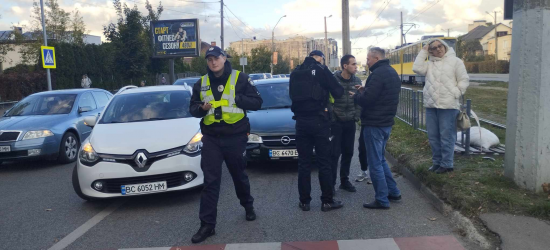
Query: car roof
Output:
[[32, 88, 101, 96], [253, 78, 289, 85], [118, 85, 191, 95]]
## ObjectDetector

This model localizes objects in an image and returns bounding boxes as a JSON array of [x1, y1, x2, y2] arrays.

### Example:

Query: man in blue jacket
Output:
[[354, 47, 402, 209]]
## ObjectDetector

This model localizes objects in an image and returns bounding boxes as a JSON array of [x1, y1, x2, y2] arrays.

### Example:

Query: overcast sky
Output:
[[0, 0, 506, 65]]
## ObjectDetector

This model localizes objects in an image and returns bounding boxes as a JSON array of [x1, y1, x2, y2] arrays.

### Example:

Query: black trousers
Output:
[[331, 120, 356, 185], [358, 126, 369, 172], [199, 133, 254, 227], [295, 116, 334, 204]]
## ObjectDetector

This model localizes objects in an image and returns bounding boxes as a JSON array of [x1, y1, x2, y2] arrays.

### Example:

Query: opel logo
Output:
[[135, 152, 148, 168], [281, 136, 291, 145]]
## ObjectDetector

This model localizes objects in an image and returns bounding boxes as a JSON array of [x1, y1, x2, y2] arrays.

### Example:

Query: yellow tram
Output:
[[388, 37, 457, 85]]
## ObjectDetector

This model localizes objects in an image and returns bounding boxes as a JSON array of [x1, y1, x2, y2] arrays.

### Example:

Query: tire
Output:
[[58, 132, 80, 164], [72, 164, 95, 201]]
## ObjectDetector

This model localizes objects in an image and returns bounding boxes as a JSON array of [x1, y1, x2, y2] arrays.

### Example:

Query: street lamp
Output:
[[324, 15, 332, 68], [271, 15, 287, 75]]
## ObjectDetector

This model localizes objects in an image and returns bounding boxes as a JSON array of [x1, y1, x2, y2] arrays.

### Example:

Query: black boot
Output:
[[191, 225, 215, 243], [245, 207, 256, 221], [435, 167, 454, 174], [339, 181, 357, 192], [321, 200, 344, 212], [428, 165, 441, 172], [299, 202, 311, 211], [388, 194, 402, 202]]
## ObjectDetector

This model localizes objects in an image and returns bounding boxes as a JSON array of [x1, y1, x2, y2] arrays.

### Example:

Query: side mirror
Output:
[[78, 106, 93, 113], [83, 116, 97, 128]]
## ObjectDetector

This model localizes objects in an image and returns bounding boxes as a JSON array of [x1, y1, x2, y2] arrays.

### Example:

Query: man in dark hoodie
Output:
[[189, 46, 263, 243], [290, 50, 344, 212], [353, 47, 401, 210], [331, 55, 363, 193]]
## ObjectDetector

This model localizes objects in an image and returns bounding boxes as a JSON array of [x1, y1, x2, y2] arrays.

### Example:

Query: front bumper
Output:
[[77, 153, 203, 198], [0, 137, 58, 161]]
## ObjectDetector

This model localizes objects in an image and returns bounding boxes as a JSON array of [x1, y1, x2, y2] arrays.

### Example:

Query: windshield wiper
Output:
[[261, 105, 291, 110]]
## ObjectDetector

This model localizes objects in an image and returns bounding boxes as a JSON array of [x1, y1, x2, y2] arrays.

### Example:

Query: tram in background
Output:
[[388, 36, 457, 85]]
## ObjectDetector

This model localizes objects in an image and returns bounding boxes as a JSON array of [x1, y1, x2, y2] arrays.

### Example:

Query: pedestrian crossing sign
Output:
[[41, 46, 56, 69]]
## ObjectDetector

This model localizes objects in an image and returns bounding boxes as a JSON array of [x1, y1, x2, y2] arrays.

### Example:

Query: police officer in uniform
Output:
[[289, 50, 344, 212], [189, 46, 263, 243]]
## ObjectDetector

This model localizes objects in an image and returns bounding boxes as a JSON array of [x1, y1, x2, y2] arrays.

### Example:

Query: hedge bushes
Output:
[[464, 60, 510, 74], [0, 68, 47, 102]]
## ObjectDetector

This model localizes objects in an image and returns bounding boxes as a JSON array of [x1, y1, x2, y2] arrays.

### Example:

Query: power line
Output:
[[223, 3, 263, 39], [406, 0, 443, 22], [353, 0, 390, 40], [352, 0, 392, 45]]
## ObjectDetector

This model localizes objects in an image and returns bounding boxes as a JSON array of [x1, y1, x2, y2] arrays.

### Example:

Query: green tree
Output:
[[190, 54, 207, 75], [0, 26, 16, 69], [273, 50, 290, 74], [456, 37, 483, 62], [249, 46, 270, 73], [69, 10, 87, 46], [226, 47, 250, 73]]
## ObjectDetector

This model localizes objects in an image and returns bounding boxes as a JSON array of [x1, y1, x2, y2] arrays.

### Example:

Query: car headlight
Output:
[[183, 131, 203, 154], [79, 141, 100, 166], [22, 130, 54, 140], [247, 134, 263, 143]]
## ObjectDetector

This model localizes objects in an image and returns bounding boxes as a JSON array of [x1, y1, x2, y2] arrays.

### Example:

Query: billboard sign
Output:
[[150, 19, 200, 58]]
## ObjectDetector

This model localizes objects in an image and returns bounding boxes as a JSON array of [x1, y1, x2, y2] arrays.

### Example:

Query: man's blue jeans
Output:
[[363, 126, 401, 207], [425, 108, 460, 169]]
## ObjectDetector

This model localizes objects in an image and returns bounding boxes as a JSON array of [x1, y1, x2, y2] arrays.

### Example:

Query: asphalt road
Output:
[[468, 73, 509, 82], [0, 132, 469, 250]]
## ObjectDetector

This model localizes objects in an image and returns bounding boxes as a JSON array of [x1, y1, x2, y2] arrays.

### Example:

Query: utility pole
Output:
[[400, 12, 404, 47], [487, 11, 499, 71], [271, 15, 286, 75], [40, 0, 52, 91], [342, 0, 351, 55], [241, 38, 244, 72], [442, 28, 450, 37], [220, 0, 224, 50]]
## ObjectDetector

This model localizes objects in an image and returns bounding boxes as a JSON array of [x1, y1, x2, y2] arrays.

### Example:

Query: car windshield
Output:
[[5, 94, 76, 116], [256, 82, 291, 110], [100, 90, 192, 124], [173, 78, 200, 85], [249, 74, 264, 80]]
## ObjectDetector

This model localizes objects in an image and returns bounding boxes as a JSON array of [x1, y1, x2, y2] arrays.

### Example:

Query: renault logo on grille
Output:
[[281, 136, 291, 145], [135, 152, 148, 168]]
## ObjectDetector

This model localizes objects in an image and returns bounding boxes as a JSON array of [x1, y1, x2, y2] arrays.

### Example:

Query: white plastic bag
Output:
[[458, 126, 500, 150]]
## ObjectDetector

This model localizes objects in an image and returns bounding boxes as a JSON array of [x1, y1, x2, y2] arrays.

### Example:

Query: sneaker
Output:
[[363, 201, 390, 210], [435, 167, 454, 174], [299, 202, 310, 211], [388, 194, 402, 202], [339, 181, 357, 192], [428, 165, 441, 172], [356, 171, 369, 182], [321, 200, 344, 212]]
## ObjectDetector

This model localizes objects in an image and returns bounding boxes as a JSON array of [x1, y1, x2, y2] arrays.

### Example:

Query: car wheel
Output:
[[59, 132, 80, 163], [72, 164, 95, 201]]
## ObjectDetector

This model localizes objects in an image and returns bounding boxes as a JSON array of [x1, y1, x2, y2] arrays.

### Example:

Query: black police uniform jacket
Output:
[[354, 59, 401, 127], [290, 57, 344, 117], [189, 60, 263, 136]]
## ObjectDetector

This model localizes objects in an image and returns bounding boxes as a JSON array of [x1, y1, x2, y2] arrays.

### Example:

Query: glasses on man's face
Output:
[[429, 44, 445, 52]]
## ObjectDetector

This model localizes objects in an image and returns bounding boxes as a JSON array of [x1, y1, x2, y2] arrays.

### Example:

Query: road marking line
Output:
[[225, 242, 281, 250], [48, 200, 126, 250], [337, 238, 400, 250]]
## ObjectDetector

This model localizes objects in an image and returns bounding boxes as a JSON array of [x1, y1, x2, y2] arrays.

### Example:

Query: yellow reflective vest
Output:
[[199, 70, 245, 125]]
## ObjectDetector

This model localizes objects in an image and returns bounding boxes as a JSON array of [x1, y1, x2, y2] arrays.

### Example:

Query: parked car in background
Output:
[[0, 89, 113, 165], [285, 74, 291, 77], [173, 77, 201, 86], [276, 74, 287, 78], [246, 79, 297, 164], [263, 73, 273, 79], [249, 74, 266, 81], [72, 85, 203, 200], [272, 75, 281, 79]]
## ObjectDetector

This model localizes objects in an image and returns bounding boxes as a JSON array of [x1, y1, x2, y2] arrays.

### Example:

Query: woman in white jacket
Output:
[[413, 39, 469, 174]]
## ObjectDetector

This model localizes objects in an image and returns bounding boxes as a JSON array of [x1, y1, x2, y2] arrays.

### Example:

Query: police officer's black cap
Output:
[[309, 50, 325, 59], [205, 46, 226, 59]]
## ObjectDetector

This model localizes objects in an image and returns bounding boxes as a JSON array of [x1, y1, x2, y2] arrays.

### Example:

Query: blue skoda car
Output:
[[0, 89, 112, 165]]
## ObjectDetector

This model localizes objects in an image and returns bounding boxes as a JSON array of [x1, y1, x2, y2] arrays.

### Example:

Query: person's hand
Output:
[[423, 44, 429, 51], [349, 91, 356, 97], [201, 103, 212, 111], [355, 85, 365, 93]]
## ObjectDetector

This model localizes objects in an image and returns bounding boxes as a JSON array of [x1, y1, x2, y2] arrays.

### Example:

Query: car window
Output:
[[256, 82, 291, 110], [79, 92, 97, 110], [100, 90, 192, 124], [92, 92, 110, 108], [249, 74, 263, 81], [5, 94, 77, 116], [174, 78, 201, 85]]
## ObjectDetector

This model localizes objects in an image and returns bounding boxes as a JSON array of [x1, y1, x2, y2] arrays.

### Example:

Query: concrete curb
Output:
[[385, 150, 492, 249]]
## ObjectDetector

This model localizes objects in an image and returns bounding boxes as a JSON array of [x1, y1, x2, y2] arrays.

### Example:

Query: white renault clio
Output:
[[72, 85, 204, 200]]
